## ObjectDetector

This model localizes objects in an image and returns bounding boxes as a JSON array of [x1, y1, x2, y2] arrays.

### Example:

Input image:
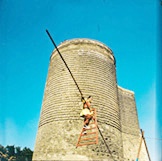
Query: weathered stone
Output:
[[33, 39, 149, 161]]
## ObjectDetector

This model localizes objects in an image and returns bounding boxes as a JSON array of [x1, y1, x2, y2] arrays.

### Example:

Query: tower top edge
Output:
[[50, 38, 116, 66], [118, 85, 135, 94], [53, 38, 113, 54]]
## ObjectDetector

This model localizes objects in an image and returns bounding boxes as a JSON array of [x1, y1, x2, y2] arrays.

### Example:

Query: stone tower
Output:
[[118, 86, 150, 160], [33, 39, 150, 161]]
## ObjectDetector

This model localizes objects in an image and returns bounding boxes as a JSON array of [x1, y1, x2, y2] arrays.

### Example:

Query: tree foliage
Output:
[[0, 145, 33, 161]]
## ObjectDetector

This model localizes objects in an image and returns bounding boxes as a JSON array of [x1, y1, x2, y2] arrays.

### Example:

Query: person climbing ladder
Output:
[[76, 96, 98, 147], [80, 96, 95, 134]]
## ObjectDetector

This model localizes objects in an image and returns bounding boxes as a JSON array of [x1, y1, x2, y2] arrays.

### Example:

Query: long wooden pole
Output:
[[141, 130, 151, 161], [97, 125, 113, 157], [136, 129, 151, 161], [46, 30, 114, 160], [46, 29, 83, 97], [136, 129, 144, 161]]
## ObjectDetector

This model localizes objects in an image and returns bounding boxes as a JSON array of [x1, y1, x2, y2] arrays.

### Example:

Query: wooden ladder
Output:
[[76, 108, 98, 148]]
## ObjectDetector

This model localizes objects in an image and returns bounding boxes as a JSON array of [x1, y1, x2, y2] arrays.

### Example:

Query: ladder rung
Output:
[[77, 142, 97, 147], [81, 137, 96, 141], [81, 132, 97, 136]]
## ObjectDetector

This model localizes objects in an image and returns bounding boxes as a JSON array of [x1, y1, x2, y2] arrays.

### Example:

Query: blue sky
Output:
[[0, 0, 160, 160]]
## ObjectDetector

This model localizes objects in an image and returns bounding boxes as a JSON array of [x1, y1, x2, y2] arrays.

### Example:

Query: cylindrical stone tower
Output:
[[33, 39, 123, 160]]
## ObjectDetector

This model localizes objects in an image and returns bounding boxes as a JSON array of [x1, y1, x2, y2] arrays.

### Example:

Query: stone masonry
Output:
[[32, 39, 150, 161]]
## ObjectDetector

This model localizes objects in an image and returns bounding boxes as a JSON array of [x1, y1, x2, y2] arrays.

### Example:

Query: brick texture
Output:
[[118, 86, 149, 161], [32, 39, 149, 161]]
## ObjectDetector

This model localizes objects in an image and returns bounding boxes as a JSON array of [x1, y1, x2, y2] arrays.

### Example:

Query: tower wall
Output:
[[118, 86, 149, 161], [33, 38, 150, 161], [33, 39, 123, 160]]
